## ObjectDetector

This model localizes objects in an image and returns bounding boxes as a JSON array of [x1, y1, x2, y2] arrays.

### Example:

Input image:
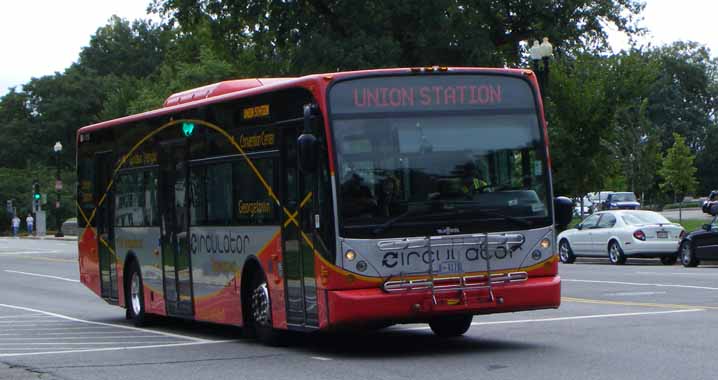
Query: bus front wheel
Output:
[[429, 315, 473, 337], [249, 272, 282, 345]]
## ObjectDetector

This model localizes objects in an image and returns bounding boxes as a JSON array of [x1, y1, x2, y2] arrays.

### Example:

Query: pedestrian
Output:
[[26, 213, 34, 236], [11, 215, 20, 237]]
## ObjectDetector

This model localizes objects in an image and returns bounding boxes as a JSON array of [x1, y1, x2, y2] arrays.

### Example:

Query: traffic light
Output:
[[32, 181, 41, 211]]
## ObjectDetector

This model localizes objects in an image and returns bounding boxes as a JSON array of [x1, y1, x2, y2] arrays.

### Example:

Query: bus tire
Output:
[[429, 315, 473, 337], [249, 271, 282, 345], [126, 260, 148, 326]]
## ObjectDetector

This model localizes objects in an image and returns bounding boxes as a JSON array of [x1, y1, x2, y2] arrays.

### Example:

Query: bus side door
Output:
[[158, 141, 195, 317], [281, 126, 319, 328], [94, 151, 118, 303]]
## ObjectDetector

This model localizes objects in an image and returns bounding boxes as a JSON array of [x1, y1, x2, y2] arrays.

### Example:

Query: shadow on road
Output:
[[88, 315, 543, 357]]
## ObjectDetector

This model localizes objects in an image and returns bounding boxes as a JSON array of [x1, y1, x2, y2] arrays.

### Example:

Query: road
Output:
[[1, 238, 717, 380]]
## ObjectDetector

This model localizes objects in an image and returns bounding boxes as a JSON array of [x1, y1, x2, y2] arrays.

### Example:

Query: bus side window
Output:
[[234, 158, 278, 225], [206, 163, 233, 225]]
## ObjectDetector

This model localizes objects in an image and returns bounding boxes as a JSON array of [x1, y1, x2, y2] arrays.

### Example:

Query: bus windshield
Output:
[[329, 74, 550, 238]]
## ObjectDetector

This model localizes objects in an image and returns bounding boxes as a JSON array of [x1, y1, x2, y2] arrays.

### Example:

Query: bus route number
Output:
[[437, 261, 462, 274]]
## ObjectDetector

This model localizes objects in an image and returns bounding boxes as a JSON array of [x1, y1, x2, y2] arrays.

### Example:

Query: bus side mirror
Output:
[[554, 196, 573, 227], [298, 133, 318, 173], [298, 104, 319, 173]]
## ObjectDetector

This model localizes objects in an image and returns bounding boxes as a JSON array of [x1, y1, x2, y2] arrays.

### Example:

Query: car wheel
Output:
[[429, 315, 473, 337], [680, 241, 699, 267], [660, 256, 677, 265], [126, 260, 148, 326], [608, 241, 626, 265], [559, 239, 576, 264], [249, 272, 282, 345]]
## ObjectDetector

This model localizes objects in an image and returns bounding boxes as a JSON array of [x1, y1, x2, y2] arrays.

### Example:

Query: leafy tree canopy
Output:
[[149, 0, 645, 71]]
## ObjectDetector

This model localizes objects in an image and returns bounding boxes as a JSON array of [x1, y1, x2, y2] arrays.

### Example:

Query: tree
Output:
[[0, 89, 35, 168], [546, 53, 615, 198], [79, 16, 168, 79], [647, 42, 718, 152], [659, 133, 698, 221], [149, 0, 645, 72]]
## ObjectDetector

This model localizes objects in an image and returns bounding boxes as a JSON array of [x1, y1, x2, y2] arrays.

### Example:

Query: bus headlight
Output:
[[345, 250, 356, 261], [540, 238, 551, 249], [356, 260, 368, 272]]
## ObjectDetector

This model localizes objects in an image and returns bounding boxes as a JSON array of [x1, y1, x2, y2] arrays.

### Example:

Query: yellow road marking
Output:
[[562, 296, 718, 310]]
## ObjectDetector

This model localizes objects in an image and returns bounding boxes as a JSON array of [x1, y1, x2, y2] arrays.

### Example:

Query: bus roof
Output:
[[77, 67, 533, 134]]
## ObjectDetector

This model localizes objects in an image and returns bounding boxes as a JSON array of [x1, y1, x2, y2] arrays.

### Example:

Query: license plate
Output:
[[657, 231, 668, 239], [437, 261, 463, 274]]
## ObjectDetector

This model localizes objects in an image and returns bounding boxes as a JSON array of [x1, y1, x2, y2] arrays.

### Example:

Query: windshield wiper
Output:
[[372, 203, 533, 235]]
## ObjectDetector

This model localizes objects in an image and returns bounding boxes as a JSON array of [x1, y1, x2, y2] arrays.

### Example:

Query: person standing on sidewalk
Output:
[[26, 213, 34, 236], [11, 215, 20, 237]]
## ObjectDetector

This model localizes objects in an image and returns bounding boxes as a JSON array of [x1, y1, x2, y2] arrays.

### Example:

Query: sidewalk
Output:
[[19, 234, 77, 241]]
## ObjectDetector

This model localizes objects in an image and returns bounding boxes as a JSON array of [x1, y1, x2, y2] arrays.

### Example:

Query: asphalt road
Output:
[[1, 238, 717, 380]]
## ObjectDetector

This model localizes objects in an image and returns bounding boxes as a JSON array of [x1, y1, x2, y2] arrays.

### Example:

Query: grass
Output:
[[668, 219, 706, 233]]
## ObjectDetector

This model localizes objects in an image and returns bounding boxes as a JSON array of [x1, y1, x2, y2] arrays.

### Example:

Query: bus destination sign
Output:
[[330, 75, 535, 114]]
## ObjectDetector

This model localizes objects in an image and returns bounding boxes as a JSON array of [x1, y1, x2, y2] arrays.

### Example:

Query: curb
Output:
[[19, 235, 77, 241]]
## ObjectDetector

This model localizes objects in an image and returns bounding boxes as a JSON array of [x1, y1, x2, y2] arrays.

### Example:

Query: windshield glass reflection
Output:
[[333, 113, 551, 238]]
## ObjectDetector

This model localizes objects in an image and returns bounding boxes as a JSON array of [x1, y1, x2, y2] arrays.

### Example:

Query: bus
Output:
[[76, 67, 573, 342]]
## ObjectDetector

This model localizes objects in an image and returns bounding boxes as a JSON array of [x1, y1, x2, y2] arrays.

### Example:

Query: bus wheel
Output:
[[250, 272, 282, 345], [126, 260, 147, 326], [429, 315, 473, 337]]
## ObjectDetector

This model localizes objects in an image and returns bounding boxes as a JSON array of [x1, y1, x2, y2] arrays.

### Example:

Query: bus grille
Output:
[[382, 271, 528, 293]]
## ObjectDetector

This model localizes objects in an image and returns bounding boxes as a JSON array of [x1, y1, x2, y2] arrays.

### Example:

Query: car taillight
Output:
[[633, 230, 646, 241], [679, 230, 687, 240]]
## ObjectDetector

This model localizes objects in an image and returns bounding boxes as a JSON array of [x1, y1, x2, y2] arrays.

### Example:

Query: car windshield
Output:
[[329, 75, 550, 238], [622, 212, 670, 225], [612, 193, 637, 202]]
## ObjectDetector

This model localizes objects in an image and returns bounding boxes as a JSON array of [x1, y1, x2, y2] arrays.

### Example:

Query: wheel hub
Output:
[[251, 282, 271, 327], [130, 272, 141, 316], [559, 243, 569, 261]]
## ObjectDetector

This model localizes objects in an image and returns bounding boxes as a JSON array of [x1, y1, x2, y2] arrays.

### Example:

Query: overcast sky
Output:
[[1, 0, 717, 97]]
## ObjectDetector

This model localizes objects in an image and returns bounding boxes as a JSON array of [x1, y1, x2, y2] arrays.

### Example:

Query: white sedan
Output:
[[558, 210, 685, 265]]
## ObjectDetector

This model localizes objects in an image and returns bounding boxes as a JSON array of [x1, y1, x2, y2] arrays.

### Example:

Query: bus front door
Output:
[[159, 142, 194, 317], [281, 127, 319, 328], [95, 152, 118, 303]]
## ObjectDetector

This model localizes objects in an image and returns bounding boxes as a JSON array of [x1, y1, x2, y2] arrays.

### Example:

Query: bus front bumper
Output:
[[326, 276, 560, 326]]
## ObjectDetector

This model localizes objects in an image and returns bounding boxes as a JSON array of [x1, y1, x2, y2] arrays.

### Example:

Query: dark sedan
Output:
[[679, 216, 718, 267]]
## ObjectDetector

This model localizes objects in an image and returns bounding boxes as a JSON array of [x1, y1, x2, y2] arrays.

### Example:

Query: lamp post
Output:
[[529, 37, 554, 101], [53, 141, 64, 237]]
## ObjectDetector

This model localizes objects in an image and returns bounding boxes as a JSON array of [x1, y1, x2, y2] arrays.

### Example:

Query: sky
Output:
[[1, 0, 717, 97]]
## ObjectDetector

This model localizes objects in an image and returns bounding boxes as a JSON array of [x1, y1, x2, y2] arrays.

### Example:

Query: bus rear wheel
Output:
[[126, 260, 147, 326], [429, 315, 473, 337]]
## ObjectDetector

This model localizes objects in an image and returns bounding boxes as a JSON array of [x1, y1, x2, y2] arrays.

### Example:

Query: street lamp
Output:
[[529, 37, 554, 100], [53, 141, 64, 237]]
